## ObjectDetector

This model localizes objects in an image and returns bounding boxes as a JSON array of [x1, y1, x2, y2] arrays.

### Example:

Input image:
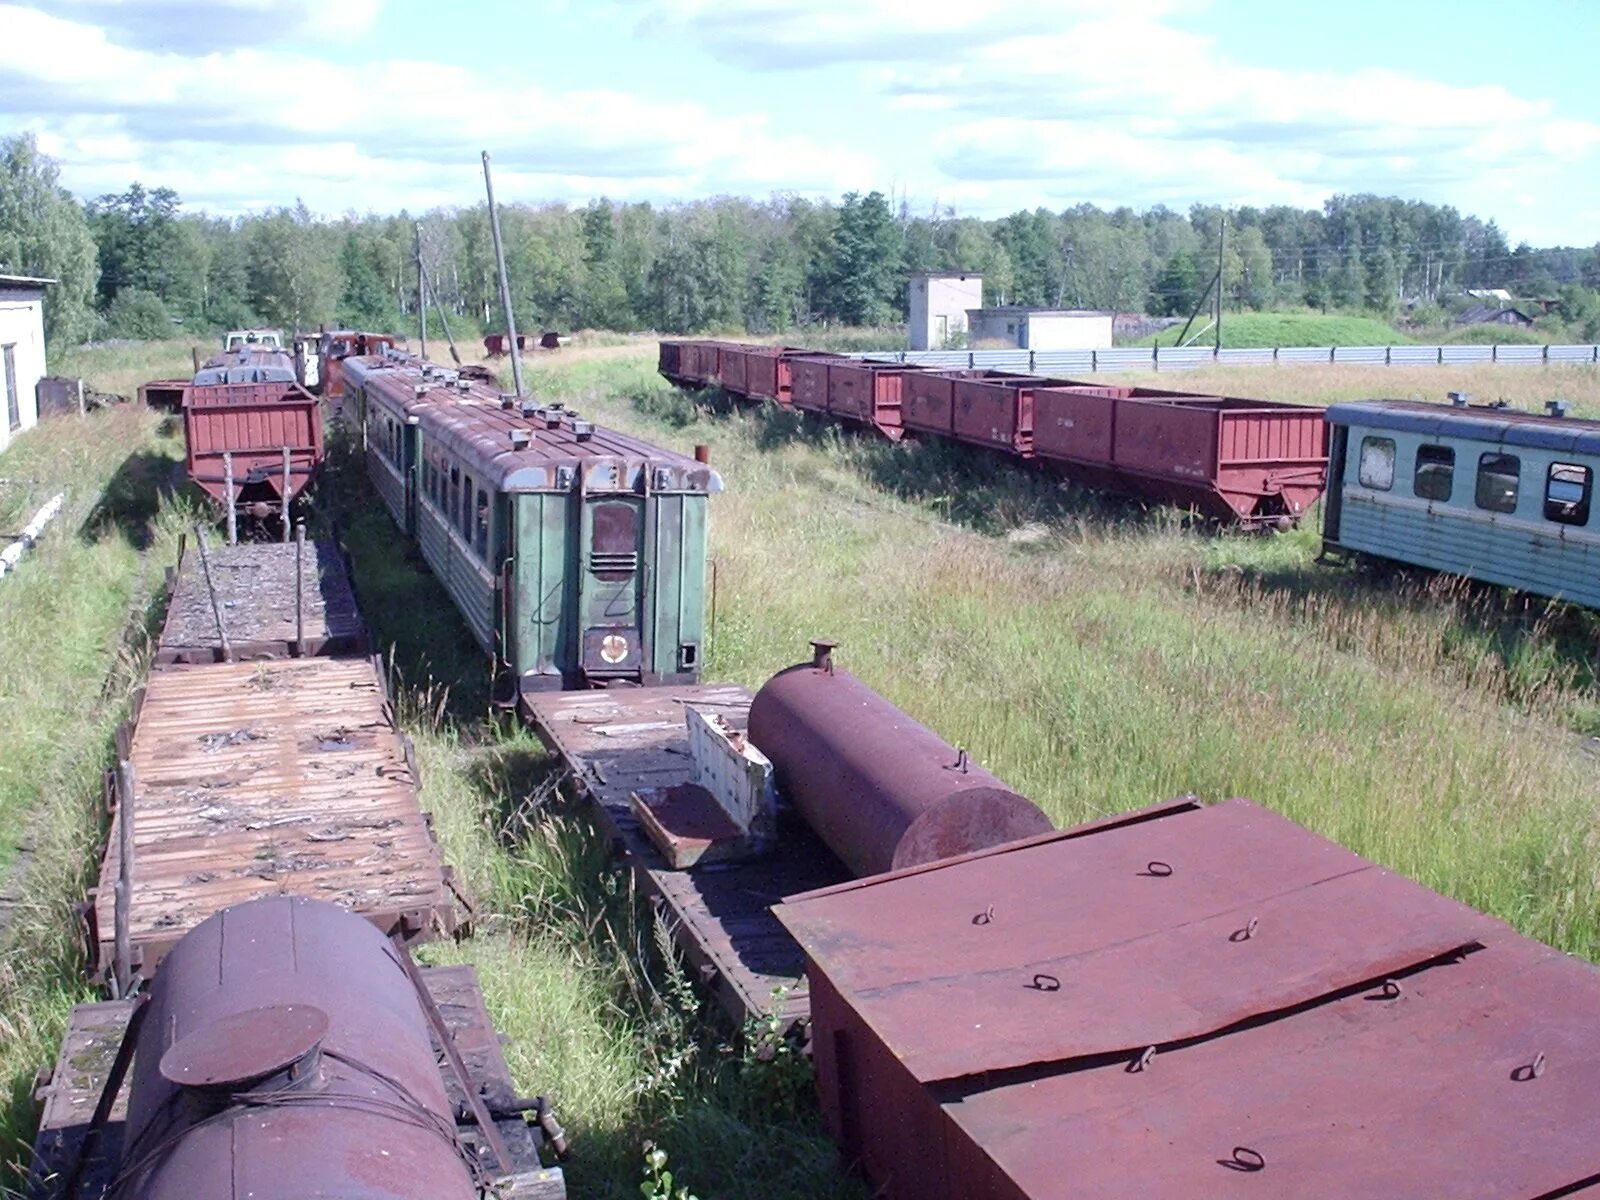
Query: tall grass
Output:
[[0, 401, 195, 1190], [538, 347, 1600, 961]]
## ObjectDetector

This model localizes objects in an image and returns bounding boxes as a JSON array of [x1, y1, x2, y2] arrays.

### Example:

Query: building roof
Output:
[[907, 270, 982, 280], [0, 274, 56, 289], [1457, 304, 1533, 326]]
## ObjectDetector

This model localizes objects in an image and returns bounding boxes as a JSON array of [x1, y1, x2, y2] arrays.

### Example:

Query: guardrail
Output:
[[855, 344, 1600, 374]]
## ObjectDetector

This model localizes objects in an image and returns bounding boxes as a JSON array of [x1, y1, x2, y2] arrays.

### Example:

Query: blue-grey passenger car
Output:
[[1323, 399, 1600, 607]]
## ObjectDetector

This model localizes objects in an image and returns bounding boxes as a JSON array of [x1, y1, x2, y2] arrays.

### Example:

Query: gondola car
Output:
[[1323, 397, 1600, 607], [345, 351, 720, 695]]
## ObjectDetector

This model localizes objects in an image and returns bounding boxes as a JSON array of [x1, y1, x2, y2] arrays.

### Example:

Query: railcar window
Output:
[[1413, 444, 1454, 501], [475, 488, 489, 559], [1545, 462, 1592, 525], [449, 466, 460, 525], [461, 474, 475, 539], [1475, 453, 1520, 513], [590, 502, 639, 582], [1358, 436, 1395, 490]]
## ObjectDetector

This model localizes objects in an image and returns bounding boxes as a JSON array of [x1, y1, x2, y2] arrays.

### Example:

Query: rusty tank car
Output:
[[87, 896, 563, 1200], [748, 640, 1053, 877]]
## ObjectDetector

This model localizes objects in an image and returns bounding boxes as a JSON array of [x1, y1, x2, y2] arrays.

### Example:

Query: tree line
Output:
[[3, 132, 1599, 350]]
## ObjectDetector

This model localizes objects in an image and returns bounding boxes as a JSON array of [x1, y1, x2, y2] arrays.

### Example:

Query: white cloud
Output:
[[0, 3, 876, 213]]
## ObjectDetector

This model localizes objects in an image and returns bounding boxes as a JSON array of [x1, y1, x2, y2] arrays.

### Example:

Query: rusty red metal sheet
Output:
[[183, 380, 323, 510], [944, 935, 1600, 1200], [778, 799, 1496, 1083], [825, 361, 920, 439], [950, 374, 1051, 455], [749, 641, 1051, 878], [789, 355, 833, 412], [783, 798, 1600, 1199]]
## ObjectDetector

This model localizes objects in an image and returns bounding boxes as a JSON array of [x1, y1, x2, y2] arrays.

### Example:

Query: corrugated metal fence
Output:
[[856, 343, 1600, 374]]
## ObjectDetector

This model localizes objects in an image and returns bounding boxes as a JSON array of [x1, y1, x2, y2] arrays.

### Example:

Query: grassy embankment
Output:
[[6, 334, 1600, 1198]]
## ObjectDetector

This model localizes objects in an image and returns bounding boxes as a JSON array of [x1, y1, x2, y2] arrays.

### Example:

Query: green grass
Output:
[[539, 348, 1600, 962], [1135, 310, 1412, 348], [0, 398, 197, 1189]]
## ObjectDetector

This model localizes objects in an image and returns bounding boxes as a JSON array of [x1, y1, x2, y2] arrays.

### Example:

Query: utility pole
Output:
[[1215, 216, 1227, 353], [481, 151, 526, 398], [415, 222, 428, 360]]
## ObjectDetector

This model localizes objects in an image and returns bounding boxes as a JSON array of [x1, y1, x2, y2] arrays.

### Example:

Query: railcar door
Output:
[[578, 495, 645, 679]]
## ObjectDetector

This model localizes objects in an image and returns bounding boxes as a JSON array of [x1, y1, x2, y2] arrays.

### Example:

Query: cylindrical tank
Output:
[[116, 895, 475, 1200], [748, 640, 1053, 877]]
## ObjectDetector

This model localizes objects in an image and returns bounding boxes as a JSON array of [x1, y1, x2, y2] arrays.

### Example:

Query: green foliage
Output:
[[641, 1143, 700, 1200], [88, 182, 207, 322], [103, 286, 172, 339], [1141, 310, 1410, 348], [0, 133, 99, 345], [246, 201, 343, 329], [827, 191, 901, 325]]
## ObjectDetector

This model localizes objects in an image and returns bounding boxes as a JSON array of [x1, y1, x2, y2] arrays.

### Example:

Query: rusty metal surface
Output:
[[354, 358, 721, 495], [780, 798, 1600, 1200], [155, 539, 366, 664], [779, 799, 1497, 1082], [28, 961, 563, 1200], [117, 897, 473, 1200], [946, 933, 1600, 1199], [521, 683, 846, 1027], [950, 374, 1051, 455], [825, 361, 918, 439], [748, 642, 1052, 879], [183, 380, 323, 509], [91, 655, 462, 980]]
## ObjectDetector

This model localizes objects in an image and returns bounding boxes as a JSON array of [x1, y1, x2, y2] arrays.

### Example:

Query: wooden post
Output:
[[113, 760, 135, 999], [194, 524, 232, 663], [280, 445, 291, 542], [223, 452, 237, 545], [294, 521, 306, 656], [76, 377, 85, 418]]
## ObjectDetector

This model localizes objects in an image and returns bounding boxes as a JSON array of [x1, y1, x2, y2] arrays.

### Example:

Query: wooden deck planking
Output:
[[93, 656, 462, 979], [156, 539, 366, 664], [521, 684, 847, 1027]]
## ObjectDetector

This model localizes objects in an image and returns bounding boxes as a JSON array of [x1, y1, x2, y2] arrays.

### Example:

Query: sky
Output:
[[2, 0, 1597, 245]]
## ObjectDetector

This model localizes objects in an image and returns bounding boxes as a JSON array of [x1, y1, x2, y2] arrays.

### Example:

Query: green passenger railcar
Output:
[[346, 352, 721, 696], [1324, 398, 1600, 609]]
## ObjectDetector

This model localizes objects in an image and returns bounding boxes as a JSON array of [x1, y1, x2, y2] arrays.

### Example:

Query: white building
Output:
[[0, 275, 51, 453], [967, 307, 1114, 352], [908, 272, 983, 350]]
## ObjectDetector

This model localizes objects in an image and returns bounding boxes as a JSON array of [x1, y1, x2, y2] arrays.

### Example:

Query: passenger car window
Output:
[[1358, 436, 1395, 490], [1475, 453, 1520, 513], [1413, 444, 1454, 501], [1545, 462, 1592, 526], [461, 474, 475, 538], [475, 488, 489, 559]]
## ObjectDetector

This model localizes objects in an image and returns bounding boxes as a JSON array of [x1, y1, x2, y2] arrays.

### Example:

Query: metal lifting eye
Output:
[[1026, 973, 1061, 992], [1229, 916, 1260, 943], [1512, 1051, 1547, 1082], [1126, 1046, 1156, 1074], [1141, 860, 1173, 877], [971, 904, 995, 926], [1222, 1147, 1265, 1173]]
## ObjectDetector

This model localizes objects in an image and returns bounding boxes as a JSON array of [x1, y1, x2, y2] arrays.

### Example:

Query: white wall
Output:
[[0, 288, 46, 453], [909, 274, 983, 350], [1021, 312, 1114, 351]]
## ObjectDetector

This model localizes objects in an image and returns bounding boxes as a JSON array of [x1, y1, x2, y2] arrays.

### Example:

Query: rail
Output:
[[855, 343, 1600, 374]]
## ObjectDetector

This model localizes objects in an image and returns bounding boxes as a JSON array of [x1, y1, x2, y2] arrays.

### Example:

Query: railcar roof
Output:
[[1327, 399, 1600, 456], [354, 355, 723, 494], [193, 346, 297, 386]]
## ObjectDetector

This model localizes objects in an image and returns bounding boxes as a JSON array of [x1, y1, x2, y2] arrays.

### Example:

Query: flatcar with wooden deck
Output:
[[345, 351, 721, 694], [1324, 396, 1600, 607]]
